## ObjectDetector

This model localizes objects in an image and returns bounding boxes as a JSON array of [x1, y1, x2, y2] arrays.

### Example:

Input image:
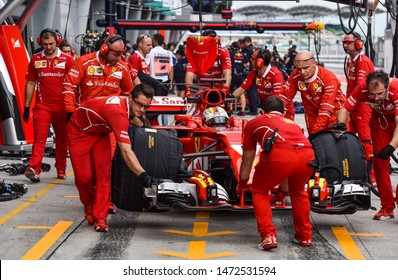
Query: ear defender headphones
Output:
[[99, 34, 124, 56], [255, 47, 269, 68], [353, 32, 363, 51], [37, 28, 62, 46]]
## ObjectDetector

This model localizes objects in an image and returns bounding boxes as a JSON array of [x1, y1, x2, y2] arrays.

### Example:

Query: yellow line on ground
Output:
[[332, 226, 366, 260], [20, 221, 72, 260], [350, 233, 384, 237], [196, 212, 210, 219], [17, 226, 53, 229], [64, 195, 79, 198], [0, 175, 68, 226]]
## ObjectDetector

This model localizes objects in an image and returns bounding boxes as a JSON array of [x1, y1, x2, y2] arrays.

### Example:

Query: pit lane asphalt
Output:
[[1, 111, 398, 261]]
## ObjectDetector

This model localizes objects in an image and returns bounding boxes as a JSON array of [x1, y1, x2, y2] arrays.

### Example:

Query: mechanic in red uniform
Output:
[[343, 32, 376, 185], [67, 84, 156, 232], [232, 48, 295, 120], [128, 33, 152, 78], [334, 71, 398, 220], [24, 28, 74, 182], [279, 50, 346, 136], [184, 29, 232, 98], [63, 34, 134, 114], [63, 34, 134, 214], [239, 96, 314, 250]]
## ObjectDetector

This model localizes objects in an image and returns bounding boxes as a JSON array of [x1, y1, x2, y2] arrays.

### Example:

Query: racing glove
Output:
[[66, 112, 73, 123], [139, 171, 156, 188], [236, 181, 248, 196], [329, 123, 347, 131], [374, 144, 395, 160], [220, 85, 230, 97], [185, 85, 191, 97], [23, 107, 30, 123]]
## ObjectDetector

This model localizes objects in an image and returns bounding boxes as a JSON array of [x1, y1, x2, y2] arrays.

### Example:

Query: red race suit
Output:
[[280, 65, 346, 135], [240, 66, 295, 120], [345, 53, 375, 160], [25, 49, 74, 174], [242, 112, 314, 241], [67, 96, 131, 220], [128, 51, 150, 77], [63, 51, 133, 113], [345, 79, 398, 210]]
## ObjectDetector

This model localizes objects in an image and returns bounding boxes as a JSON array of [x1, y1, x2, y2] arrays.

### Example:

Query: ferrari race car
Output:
[[110, 84, 373, 215], [110, 35, 373, 215]]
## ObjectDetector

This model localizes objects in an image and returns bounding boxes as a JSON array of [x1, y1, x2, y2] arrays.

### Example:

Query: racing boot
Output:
[[94, 218, 109, 232], [84, 206, 94, 225], [108, 201, 116, 214], [258, 233, 277, 250]]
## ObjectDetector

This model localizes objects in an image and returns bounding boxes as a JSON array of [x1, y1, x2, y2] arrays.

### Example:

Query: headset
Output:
[[352, 32, 363, 51], [99, 34, 124, 56], [255, 47, 270, 68], [37, 28, 62, 46]]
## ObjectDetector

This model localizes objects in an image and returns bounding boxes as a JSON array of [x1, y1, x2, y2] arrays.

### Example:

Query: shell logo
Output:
[[88, 67, 95, 74], [35, 61, 40, 67]]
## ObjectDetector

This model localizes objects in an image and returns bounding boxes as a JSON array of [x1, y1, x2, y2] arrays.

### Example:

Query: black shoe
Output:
[[237, 111, 246, 116]]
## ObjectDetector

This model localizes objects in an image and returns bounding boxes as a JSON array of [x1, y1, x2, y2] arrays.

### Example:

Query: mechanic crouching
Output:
[[67, 84, 157, 232], [239, 96, 315, 250]]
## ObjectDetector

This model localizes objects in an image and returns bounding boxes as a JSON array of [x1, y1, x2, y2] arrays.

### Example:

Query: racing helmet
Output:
[[203, 106, 229, 127]]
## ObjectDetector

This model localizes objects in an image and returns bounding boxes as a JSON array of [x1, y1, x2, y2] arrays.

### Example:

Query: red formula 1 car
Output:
[[111, 84, 372, 215], [111, 35, 372, 215]]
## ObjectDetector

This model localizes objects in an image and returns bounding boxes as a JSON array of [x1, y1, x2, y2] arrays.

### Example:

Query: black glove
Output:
[[23, 107, 30, 123], [329, 123, 347, 131], [375, 145, 395, 160], [139, 171, 156, 188], [66, 112, 73, 122], [226, 93, 235, 99]]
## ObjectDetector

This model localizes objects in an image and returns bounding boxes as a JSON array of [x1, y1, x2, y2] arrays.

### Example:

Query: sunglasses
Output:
[[109, 48, 126, 56], [134, 98, 150, 110], [137, 33, 150, 44], [342, 40, 355, 45]]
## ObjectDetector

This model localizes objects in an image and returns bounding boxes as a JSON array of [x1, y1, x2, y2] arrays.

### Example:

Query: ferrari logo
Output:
[[148, 136, 155, 149], [313, 83, 319, 90], [299, 81, 306, 89], [112, 67, 116, 72], [54, 60, 58, 65], [195, 137, 200, 152]]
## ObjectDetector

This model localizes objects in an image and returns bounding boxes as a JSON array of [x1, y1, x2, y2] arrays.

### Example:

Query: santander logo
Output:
[[151, 96, 185, 106]]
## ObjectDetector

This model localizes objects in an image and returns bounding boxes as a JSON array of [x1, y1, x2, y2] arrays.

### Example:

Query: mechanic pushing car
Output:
[[239, 96, 315, 250], [63, 33, 134, 214], [279, 50, 346, 136], [67, 84, 157, 232], [333, 71, 398, 221]]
